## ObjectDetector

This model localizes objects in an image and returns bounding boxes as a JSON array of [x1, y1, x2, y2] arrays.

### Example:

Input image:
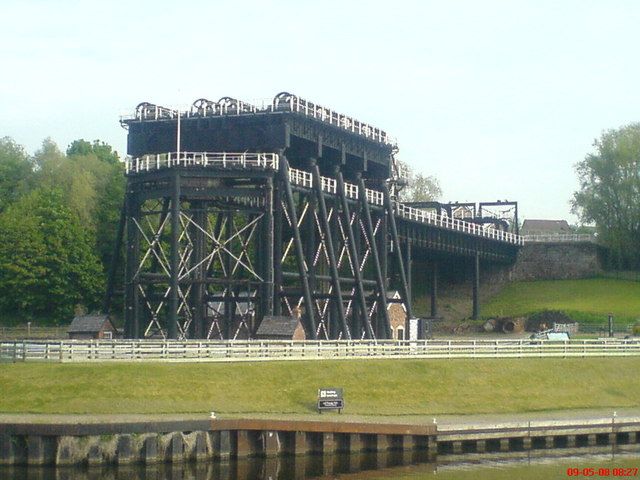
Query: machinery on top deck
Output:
[[121, 92, 397, 184]]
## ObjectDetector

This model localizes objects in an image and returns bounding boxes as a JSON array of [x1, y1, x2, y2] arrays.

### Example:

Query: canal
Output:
[[2, 446, 639, 479]]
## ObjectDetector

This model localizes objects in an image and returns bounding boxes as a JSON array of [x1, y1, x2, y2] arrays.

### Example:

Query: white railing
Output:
[[271, 93, 390, 144], [2, 338, 638, 363], [125, 152, 279, 174], [344, 183, 359, 199], [288, 168, 312, 188], [396, 204, 523, 245], [365, 189, 384, 206], [523, 234, 597, 243], [122, 93, 393, 145], [125, 153, 522, 245], [321, 176, 337, 194]]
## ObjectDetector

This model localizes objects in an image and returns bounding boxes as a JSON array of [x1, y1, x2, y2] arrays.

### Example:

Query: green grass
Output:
[[483, 278, 640, 324], [1, 358, 638, 415]]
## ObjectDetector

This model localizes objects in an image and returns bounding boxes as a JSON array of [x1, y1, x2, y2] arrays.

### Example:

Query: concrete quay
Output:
[[0, 413, 638, 466]]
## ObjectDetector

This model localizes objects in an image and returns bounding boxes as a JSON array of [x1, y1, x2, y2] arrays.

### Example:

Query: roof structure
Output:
[[256, 316, 300, 337], [67, 314, 115, 333], [521, 219, 571, 235]]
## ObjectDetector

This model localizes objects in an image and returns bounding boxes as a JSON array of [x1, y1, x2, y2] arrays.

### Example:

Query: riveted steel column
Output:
[[312, 163, 350, 340], [103, 199, 126, 314], [124, 189, 140, 338], [273, 178, 283, 316], [472, 252, 480, 320], [168, 171, 181, 339], [280, 157, 317, 339], [337, 172, 374, 339], [264, 177, 274, 318], [223, 212, 233, 339], [191, 201, 206, 338], [405, 238, 412, 306], [381, 183, 413, 319], [430, 261, 438, 318], [357, 177, 391, 339]]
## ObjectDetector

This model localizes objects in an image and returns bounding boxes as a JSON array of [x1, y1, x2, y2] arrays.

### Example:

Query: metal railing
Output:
[[121, 93, 393, 145], [125, 152, 279, 174], [396, 204, 523, 245], [2, 338, 638, 363], [124, 153, 522, 245], [523, 234, 597, 243], [271, 93, 390, 144]]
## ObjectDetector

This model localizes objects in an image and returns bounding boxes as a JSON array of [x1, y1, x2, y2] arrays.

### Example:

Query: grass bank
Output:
[[483, 278, 640, 324], [1, 358, 638, 415]]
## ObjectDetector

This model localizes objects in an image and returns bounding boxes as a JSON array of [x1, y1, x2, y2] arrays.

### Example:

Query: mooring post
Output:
[[472, 252, 480, 320]]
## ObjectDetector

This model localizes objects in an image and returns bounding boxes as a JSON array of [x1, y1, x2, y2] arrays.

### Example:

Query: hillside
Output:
[[483, 278, 640, 324]]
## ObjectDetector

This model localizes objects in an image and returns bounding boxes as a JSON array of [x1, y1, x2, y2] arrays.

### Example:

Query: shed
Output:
[[255, 315, 306, 340], [67, 314, 118, 340], [387, 291, 408, 340]]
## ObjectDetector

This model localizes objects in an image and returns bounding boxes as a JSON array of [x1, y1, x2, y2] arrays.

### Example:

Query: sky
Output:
[[1, 0, 640, 222]]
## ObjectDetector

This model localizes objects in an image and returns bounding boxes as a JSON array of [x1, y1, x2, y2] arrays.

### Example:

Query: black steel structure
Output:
[[107, 92, 523, 340]]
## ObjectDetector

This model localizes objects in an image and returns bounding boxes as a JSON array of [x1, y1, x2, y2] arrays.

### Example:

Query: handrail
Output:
[[125, 152, 522, 245], [121, 93, 393, 145], [125, 152, 279, 174]]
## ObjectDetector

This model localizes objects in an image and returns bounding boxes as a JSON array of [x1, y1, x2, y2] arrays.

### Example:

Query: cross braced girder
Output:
[[122, 158, 406, 341]]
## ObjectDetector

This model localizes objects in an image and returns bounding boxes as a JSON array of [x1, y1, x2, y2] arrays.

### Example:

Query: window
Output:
[[103, 331, 113, 340]]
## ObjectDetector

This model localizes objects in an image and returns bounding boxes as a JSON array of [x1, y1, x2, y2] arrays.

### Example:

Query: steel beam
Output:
[[381, 183, 413, 319], [472, 252, 480, 320], [103, 198, 126, 314], [280, 156, 318, 339], [430, 261, 438, 318], [336, 171, 374, 339], [263, 177, 275, 319], [312, 163, 350, 340], [357, 177, 391, 339], [124, 191, 140, 338], [168, 171, 181, 339]]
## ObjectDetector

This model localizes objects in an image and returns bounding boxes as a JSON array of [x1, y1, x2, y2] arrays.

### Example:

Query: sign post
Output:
[[317, 388, 344, 414]]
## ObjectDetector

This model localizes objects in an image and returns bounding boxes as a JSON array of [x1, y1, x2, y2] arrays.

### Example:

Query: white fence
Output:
[[2, 339, 639, 363], [523, 234, 597, 243]]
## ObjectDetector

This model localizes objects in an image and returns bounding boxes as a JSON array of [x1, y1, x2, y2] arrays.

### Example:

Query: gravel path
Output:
[[1, 408, 639, 427]]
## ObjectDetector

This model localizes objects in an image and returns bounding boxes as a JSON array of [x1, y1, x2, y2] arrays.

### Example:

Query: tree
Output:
[[0, 137, 32, 212], [0, 188, 104, 323], [572, 123, 640, 269], [34, 138, 125, 270], [396, 159, 442, 202], [67, 139, 120, 165]]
